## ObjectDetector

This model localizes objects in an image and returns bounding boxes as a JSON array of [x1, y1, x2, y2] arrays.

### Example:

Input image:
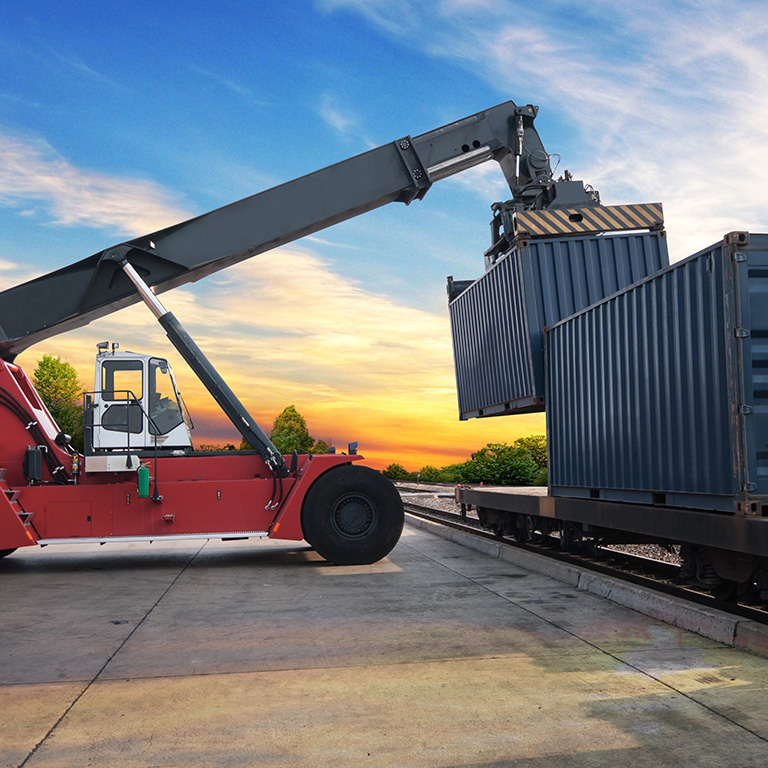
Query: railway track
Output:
[[401, 495, 768, 627]]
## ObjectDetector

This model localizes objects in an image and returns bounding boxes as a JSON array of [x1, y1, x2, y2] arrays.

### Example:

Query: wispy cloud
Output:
[[181, 249, 453, 392], [318, 94, 374, 145], [0, 257, 39, 292], [47, 49, 120, 89], [0, 131, 192, 235], [302, 234, 361, 249], [323, 0, 768, 260], [318, 0, 423, 37], [189, 65, 270, 107]]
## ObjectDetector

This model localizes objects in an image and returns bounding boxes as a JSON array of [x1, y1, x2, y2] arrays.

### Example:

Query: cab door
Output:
[[92, 357, 146, 450]]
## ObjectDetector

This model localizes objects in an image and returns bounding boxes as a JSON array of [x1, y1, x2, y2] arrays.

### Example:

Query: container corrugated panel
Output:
[[449, 231, 669, 419], [547, 232, 768, 514]]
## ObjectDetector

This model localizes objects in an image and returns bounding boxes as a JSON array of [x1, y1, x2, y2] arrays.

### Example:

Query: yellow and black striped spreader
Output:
[[514, 202, 663, 239]]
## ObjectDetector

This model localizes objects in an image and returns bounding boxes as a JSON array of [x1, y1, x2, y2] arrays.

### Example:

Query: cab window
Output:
[[102, 359, 143, 402], [148, 358, 184, 435]]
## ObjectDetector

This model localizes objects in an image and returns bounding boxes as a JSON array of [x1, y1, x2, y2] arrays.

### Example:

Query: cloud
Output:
[[443, 161, 509, 201], [0, 131, 191, 236], [0, 256, 44, 292], [318, 0, 423, 37], [302, 234, 361, 249], [47, 49, 120, 88], [318, 94, 375, 146], [322, 0, 768, 261], [178, 249, 453, 393], [189, 65, 270, 107]]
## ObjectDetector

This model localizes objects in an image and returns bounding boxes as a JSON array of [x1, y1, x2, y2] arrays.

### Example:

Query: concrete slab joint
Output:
[[404, 513, 768, 658]]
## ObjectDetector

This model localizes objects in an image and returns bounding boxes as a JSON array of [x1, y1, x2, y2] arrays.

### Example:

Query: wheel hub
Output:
[[332, 493, 376, 538]]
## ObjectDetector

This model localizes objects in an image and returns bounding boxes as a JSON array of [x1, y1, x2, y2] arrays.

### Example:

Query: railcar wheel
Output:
[[0, 548, 17, 558], [301, 465, 404, 565], [524, 515, 538, 543], [710, 579, 738, 602], [559, 523, 578, 551]]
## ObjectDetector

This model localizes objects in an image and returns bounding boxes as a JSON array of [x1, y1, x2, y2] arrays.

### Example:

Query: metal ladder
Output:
[[0, 468, 33, 526]]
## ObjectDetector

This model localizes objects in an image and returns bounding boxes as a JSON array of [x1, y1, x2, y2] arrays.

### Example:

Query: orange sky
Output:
[[16, 245, 545, 471]]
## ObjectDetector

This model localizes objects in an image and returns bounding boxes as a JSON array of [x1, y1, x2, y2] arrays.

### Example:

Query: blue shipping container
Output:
[[547, 231, 768, 514], [448, 231, 669, 419]]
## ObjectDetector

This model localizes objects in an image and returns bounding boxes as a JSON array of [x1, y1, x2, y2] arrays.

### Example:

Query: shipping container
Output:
[[448, 231, 669, 419], [547, 231, 768, 515]]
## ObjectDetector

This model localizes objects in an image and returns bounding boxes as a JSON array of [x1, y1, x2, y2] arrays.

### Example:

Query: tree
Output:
[[312, 439, 330, 454], [270, 405, 315, 454], [33, 354, 82, 408], [32, 354, 85, 452], [418, 465, 443, 482], [459, 442, 538, 486], [440, 463, 465, 483], [382, 463, 410, 481], [513, 435, 547, 470]]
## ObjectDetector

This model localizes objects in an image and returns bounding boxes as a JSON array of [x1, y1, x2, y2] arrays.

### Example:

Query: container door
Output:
[[736, 235, 768, 498]]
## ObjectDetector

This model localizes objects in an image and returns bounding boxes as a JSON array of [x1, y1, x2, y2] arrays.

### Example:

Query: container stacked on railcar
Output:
[[546, 231, 768, 516]]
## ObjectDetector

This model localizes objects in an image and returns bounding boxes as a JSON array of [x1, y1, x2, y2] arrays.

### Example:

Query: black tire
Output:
[[301, 465, 404, 565], [0, 548, 17, 559]]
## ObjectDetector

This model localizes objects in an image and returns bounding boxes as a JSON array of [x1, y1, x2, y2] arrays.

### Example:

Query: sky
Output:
[[2, 0, 768, 470]]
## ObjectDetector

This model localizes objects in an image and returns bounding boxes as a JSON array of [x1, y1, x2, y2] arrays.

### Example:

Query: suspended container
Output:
[[546, 231, 768, 514], [448, 230, 669, 419]]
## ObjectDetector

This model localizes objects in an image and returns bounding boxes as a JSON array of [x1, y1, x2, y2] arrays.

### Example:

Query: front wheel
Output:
[[301, 465, 404, 565]]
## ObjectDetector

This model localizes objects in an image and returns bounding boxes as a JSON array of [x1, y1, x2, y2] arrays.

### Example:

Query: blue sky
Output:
[[2, 0, 767, 466]]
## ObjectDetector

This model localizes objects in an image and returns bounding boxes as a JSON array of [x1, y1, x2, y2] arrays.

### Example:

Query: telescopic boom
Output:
[[0, 101, 559, 362]]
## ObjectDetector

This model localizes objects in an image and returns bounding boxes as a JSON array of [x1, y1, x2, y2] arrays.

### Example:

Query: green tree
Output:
[[382, 462, 410, 481], [440, 463, 466, 483], [270, 405, 315, 454], [513, 435, 547, 470], [32, 354, 85, 452], [312, 439, 330, 454], [459, 442, 538, 486], [418, 465, 442, 482]]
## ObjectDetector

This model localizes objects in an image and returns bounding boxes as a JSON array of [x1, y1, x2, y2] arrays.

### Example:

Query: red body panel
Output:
[[14, 453, 359, 545], [0, 360, 362, 549]]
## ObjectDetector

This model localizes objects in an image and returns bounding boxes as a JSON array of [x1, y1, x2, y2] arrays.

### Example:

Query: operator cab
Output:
[[86, 342, 192, 463]]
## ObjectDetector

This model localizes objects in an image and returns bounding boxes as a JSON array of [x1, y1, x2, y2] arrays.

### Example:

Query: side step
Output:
[[1, 470, 33, 522], [37, 531, 271, 546], [0, 468, 36, 547]]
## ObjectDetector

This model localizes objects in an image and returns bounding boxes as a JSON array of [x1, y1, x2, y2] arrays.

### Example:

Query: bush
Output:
[[440, 463, 465, 483], [459, 442, 539, 486], [418, 465, 442, 482], [380, 434, 547, 487], [382, 463, 410, 481]]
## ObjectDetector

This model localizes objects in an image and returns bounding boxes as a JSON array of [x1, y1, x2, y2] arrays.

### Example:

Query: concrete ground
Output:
[[2, 523, 768, 767]]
